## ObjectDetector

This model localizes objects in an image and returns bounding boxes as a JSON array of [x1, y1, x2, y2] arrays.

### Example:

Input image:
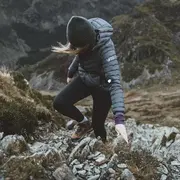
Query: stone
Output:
[[87, 171, 93, 176], [88, 151, 101, 160], [53, 164, 77, 180], [81, 144, 91, 159], [117, 164, 128, 169], [29, 142, 51, 154], [121, 169, 136, 180], [108, 168, 116, 174], [87, 175, 100, 180], [78, 170, 86, 177], [69, 137, 91, 163], [88, 139, 98, 151], [171, 161, 180, 166], [0, 135, 28, 155], [74, 164, 84, 170], [0, 132, 4, 140], [95, 154, 106, 163], [87, 151, 101, 159], [72, 166, 78, 175], [107, 154, 119, 169], [84, 164, 91, 171], [99, 164, 107, 169], [160, 174, 167, 180], [94, 168, 101, 174]]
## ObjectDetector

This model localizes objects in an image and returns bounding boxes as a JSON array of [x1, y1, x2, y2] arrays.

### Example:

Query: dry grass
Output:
[[0, 68, 65, 137]]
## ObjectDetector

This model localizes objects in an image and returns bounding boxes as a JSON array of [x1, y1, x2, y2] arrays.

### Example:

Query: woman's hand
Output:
[[115, 124, 129, 144], [67, 77, 72, 83], [114, 113, 128, 144]]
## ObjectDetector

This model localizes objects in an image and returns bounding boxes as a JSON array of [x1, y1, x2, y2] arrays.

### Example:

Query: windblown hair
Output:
[[51, 42, 88, 55]]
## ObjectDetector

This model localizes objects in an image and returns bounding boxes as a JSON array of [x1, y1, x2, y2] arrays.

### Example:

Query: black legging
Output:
[[53, 76, 112, 139]]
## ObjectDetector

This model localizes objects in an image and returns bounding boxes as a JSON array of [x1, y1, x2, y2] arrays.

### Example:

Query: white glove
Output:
[[115, 124, 129, 144]]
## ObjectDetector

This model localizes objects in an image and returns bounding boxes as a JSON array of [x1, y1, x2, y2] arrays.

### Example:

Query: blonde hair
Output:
[[51, 42, 88, 55]]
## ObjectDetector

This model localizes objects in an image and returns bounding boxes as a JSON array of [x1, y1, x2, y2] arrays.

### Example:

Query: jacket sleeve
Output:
[[67, 55, 79, 78], [99, 39, 125, 117]]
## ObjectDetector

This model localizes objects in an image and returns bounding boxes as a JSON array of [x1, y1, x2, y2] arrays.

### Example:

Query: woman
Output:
[[52, 16, 128, 143]]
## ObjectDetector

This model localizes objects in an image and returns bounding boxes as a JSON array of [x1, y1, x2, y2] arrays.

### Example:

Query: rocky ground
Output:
[[0, 69, 180, 180], [0, 117, 180, 180]]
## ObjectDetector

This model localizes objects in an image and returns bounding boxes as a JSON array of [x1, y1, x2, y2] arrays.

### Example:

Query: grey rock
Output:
[[74, 164, 84, 170], [171, 161, 180, 166], [108, 168, 116, 174], [117, 164, 128, 169], [0, 132, 4, 140], [53, 164, 77, 180], [121, 169, 136, 180], [30, 142, 50, 153], [110, 175, 116, 179], [81, 144, 91, 159], [0, 135, 28, 155], [99, 164, 107, 169], [84, 164, 91, 171], [88, 151, 101, 160], [95, 154, 106, 163], [78, 170, 86, 177], [88, 139, 99, 151], [87, 171, 93, 176], [107, 154, 119, 169], [70, 159, 80, 167], [87, 175, 100, 180], [160, 174, 167, 180], [69, 137, 91, 162], [72, 166, 78, 175]]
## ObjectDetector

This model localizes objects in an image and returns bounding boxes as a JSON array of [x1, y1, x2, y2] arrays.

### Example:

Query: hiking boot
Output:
[[71, 120, 92, 140]]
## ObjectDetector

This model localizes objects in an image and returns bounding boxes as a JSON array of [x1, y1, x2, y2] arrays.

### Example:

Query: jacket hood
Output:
[[88, 18, 114, 48]]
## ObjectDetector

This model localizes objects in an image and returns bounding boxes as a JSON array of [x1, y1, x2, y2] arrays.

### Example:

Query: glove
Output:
[[115, 114, 129, 144]]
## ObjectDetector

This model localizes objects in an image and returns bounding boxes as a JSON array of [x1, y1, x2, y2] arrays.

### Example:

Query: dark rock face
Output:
[[0, 0, 144, 67]]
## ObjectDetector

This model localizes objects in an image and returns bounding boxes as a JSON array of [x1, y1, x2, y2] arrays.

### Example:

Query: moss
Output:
[[112, 0, 180, 82], [0, 99, 38, 136], [29, 89, 53, 110], [1, 156, 48, 180], [35, 105, 51, 121], [0, 70, 65, 138], [11, 71, 29, 91], [115, 148, 161, 180]]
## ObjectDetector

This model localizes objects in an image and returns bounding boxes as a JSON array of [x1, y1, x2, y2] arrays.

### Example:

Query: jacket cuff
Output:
[[114, 113, 125, 125]]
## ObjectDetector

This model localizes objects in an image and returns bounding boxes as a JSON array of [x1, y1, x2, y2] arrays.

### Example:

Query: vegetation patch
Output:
[[112, 0, 180, 82]]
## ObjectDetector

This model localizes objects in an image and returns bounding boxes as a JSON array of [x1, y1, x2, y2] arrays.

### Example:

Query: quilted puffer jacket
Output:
[[67, 17, 125, 116]]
